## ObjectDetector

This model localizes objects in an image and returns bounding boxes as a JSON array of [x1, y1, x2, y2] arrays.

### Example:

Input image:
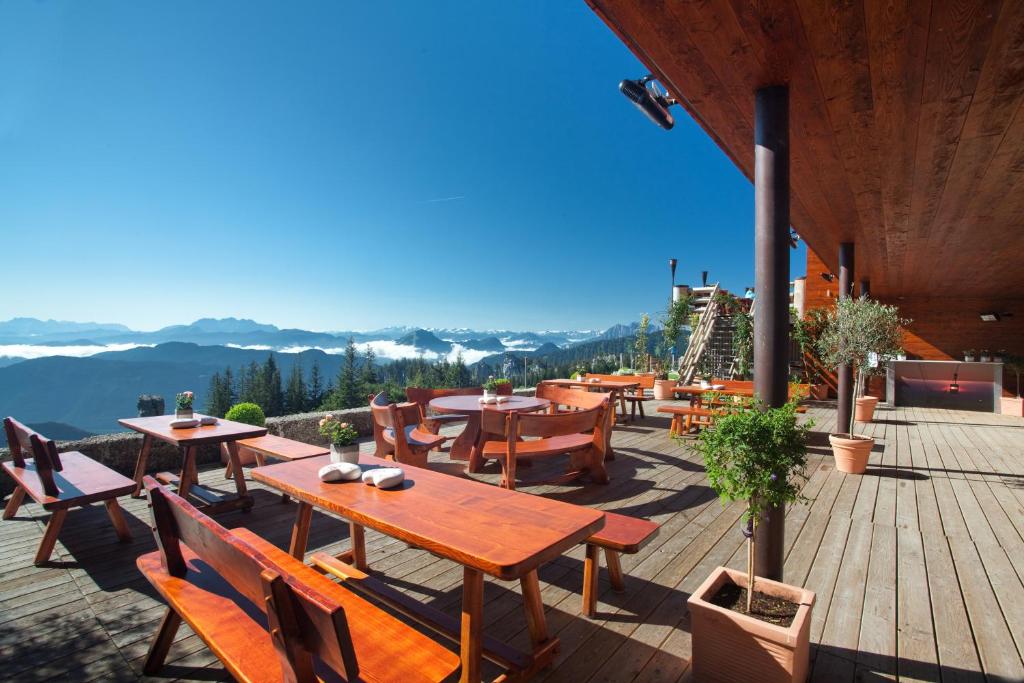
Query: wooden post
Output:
[[837, 242, 855, 433], [753, 84, 789, 582]]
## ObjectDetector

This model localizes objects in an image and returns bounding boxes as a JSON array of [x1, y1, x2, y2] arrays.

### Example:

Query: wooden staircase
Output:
[[677, 284, 722, 384]]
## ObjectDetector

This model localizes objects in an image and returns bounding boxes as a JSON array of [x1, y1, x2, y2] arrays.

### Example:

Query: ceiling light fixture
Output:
[[980, 313, 1001, 322], [820, 272, 835, 282], [619, 75, 676, 130]]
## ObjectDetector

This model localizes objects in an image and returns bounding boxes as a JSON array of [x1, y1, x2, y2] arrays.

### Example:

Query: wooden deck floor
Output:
[[2, 402, 1023, 682]]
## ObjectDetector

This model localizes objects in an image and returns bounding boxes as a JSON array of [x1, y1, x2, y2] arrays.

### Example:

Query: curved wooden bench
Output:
[[582, 512, 659, 617], [137, 477, 460, 682], [2, 417, 134, 565], [223, 434, 330, 479]]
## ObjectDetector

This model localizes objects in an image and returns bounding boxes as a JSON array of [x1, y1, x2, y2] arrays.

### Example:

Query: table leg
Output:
[[289, 502, 313, 559], [349, 522, 367, 571], [520, 570, 550, 652], [131, 435, 154, 497], [177, 446, 195, 499], [460, 567, 484, 683], [224, 441, 249, 498], [451, 413, 480, 464]]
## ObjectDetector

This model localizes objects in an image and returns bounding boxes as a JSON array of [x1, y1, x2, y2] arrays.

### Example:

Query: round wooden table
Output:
[[429, 395, 550, 473]]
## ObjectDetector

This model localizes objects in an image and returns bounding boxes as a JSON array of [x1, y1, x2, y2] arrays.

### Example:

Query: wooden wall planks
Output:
[[586, 0, 1024, 300]]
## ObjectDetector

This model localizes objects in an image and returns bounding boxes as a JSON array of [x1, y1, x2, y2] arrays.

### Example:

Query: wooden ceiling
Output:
[[586, 0, 1024, 299]]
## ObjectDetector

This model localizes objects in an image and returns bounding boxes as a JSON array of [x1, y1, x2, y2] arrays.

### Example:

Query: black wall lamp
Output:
[[820, 272, 835, 282], [619, 75, 677, 129]]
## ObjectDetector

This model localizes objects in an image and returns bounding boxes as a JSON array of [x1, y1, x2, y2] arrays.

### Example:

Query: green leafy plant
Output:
[[732, 310, 753, 380], [633, 314, 651, 372], [318, 414, 358, 446], [816, 296, 908, 436], [224, 402, 266, 427], [693, 399, 812, 611], [484, 376, 511, 392], [792, 308, 829, 385], [571, 364, 589, 380], [657, 295, 693, 377], [175, 391, 194, 411]]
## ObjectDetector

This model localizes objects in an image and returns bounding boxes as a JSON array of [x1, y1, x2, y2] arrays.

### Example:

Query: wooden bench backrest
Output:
[[4, 417, 63, 495], [519, 404, 603, 438], [404, 386, 481, 407], [145, 478, 360, 680], [535, 384, 610, 411], [585, 373, 656, 389]]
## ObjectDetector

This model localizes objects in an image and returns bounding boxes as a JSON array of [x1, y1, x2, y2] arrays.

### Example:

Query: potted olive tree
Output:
[[816, 297, 907, 473], [1000, 354, 1024, 417], [688, 399, 815, 683], [654, 295, 693, 399]]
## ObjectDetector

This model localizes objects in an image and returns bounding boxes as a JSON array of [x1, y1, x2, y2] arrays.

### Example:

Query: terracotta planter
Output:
[[688, 566, 815, 683], [809, 384, 828, 400], [653, 379, 675, 400], [829, 433, 874, 474], [1000, 396, 1024, 417], [854, 396, 878, 422]]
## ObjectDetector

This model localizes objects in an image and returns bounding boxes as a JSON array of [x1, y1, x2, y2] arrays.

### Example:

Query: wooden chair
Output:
[[136, 477, 460, 682], [368, 392, 445, 469], [404, 386, 481, 449], [480, 402, 609, 490], [2, 417, 134, 565]]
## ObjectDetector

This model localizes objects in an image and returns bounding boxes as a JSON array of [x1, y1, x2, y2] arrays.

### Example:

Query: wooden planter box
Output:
[[687, 566, 815, 683]]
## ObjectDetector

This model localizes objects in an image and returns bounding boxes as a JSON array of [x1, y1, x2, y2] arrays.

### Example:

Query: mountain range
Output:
[[0, 317, 660, 437]]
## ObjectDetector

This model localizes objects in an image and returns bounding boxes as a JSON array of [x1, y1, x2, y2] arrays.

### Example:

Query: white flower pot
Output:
[[330, 443, 359, 464], [175, 408, 193, 420]]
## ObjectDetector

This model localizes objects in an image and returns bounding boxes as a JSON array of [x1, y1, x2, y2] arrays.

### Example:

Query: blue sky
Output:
[[0, 1, 804, 332]]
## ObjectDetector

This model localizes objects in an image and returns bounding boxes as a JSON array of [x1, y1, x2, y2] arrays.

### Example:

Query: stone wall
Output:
[[0, 388, 536, 499]]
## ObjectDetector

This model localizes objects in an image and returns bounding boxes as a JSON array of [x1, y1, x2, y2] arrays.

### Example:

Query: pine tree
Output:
[[452, 351, 472, 387], [205, 372, 229, 418], [360, 345, 377, 396], [285, 362, 307, 414], [223, 366, 235, 408], [307, 360, 324, 410], [263, 354, 284, 417], [325, 337, 361, 409]]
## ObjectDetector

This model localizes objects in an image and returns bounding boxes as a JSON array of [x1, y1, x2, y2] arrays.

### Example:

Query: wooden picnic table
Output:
[[252, 453, 604, 682], [119, 415, 266, 513], [429, 394, 550, 473], [538, 378, 640, 423], [672, 384, 754, 408]]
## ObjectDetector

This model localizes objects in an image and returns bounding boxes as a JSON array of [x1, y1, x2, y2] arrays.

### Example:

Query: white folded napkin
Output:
[[712, 384, 726, 390], [362, 467, 405, 489], [318, 462, 362, 482], [496, 395, 511, 404]]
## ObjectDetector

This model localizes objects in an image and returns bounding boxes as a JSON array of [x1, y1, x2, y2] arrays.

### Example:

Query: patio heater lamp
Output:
[[619, 75, 676, 130], [950, 367, 960, 394]]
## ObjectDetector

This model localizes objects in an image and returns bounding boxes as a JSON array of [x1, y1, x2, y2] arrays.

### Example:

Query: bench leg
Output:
[[605, 549, 625, 592], [105, 499, 132, 542], [3, 486, 25, 520], [34, 508, 68, 565], [638, 400, 645, 418], [582, 543, 600, 617], [222, 442, 234, 479], [143, 607, 183, 675], [132, 435, 153, 497]]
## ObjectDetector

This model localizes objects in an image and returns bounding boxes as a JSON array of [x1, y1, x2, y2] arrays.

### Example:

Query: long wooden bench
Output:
[[223, 433, 329, 479], [137, 477, 460, 682], [2, 417, 134, 565], [657, 405, 722, 436], [585, 373, 656, 419], [582, 511, 659, 617]]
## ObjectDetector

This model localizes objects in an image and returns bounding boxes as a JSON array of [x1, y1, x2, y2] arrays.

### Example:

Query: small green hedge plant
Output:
[[693, 399, 811, 611], [224, 402, 266, 427]]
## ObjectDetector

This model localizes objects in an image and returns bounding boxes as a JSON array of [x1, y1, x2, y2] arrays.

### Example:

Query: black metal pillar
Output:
[[859, 278, 870, 298], [752, 85, 789, 582], [837, 242, 855, 434]]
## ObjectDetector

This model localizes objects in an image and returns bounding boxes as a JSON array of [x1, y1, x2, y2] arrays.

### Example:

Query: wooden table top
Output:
[[118, 415, 267, 447], [429, 395, 550, 415], [540, 378, 640, 390], [252, 454, 604, 580]]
